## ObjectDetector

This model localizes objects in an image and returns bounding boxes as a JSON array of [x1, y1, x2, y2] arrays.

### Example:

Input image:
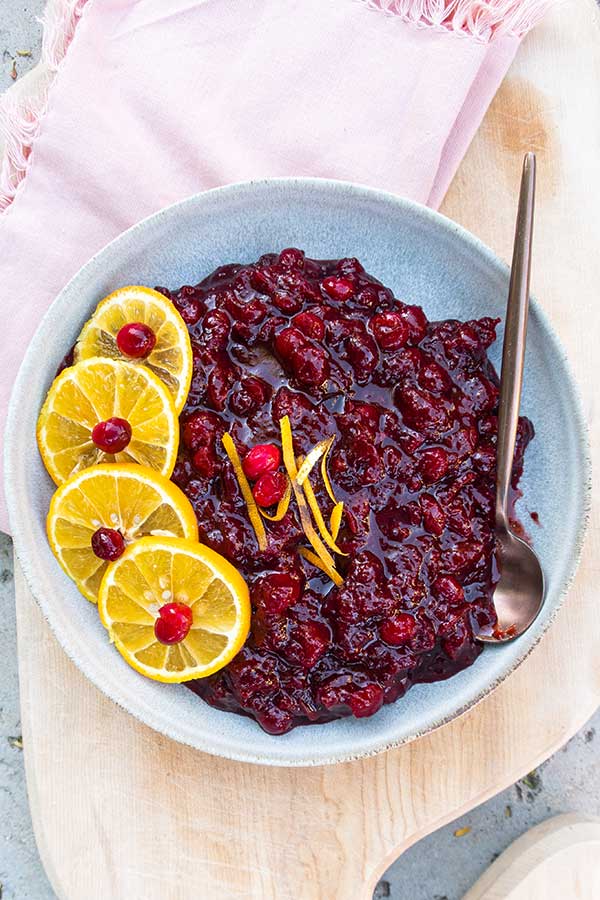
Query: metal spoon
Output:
[[477, 152, 545, 644]]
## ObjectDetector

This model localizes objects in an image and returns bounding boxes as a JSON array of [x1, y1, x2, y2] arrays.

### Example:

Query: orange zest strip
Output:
[[295, 437, 333, 486], [221, 433, 267, 551], [330, 501, 344, 541], [299, 548, 343, 587], [280, 416, 340, 583], [321, 437, 338, 504], [301, 475, 348, 556], [259, 477, 292, 522]]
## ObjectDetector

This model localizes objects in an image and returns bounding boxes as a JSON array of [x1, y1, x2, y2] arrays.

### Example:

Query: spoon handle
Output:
[[496, 152, 536, 528]]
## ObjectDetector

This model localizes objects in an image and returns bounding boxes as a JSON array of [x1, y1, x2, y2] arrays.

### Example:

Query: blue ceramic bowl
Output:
[[5, 179, 590, 766]]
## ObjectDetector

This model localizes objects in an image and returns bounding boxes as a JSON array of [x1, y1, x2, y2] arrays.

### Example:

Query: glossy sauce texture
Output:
[[155, 250, 533, 735]]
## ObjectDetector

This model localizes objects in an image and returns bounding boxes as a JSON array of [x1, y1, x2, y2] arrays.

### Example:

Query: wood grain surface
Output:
[[13, 0, 600, 896]]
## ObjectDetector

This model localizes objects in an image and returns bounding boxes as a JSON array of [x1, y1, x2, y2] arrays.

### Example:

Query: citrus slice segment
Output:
[[98, 536, 250, 683], [75, 286, 193, 413], [47, 465, 198, 602], [37, 357, 179, 484]]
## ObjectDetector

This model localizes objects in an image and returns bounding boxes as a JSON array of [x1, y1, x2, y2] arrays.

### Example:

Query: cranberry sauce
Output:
[[156, 249, 534, 735]]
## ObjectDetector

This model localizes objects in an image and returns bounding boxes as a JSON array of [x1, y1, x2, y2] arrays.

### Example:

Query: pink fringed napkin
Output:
[[0, 0, 552, 532]]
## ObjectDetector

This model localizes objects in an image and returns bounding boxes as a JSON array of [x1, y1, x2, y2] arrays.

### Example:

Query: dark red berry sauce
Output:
[[154, 249, 534, 735]]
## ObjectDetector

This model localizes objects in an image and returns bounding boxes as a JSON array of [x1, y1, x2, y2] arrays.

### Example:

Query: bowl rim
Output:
[[5, 176, 592, 766]]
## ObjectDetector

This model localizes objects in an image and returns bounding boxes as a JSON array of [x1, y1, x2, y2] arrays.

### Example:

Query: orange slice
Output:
[[75, 286, 193, 413], [47, 465, 198, 602], [98, 536, 250, 683], [37, 357, 179, 484]]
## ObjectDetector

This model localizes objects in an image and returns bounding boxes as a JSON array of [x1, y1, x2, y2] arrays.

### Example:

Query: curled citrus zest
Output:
[[280, 416, 341, 582], [259, 478, 292, 522], [300, 473, 348, 556], [299, 548, 344, 586], [330, 501, 344, 541], [221, 433, 267, 551], [296, 437, 332, 486], [321, 437, 338, 504]]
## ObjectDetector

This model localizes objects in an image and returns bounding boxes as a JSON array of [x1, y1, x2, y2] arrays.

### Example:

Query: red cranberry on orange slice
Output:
[[45, 464, 198, 602], [154, 602, 193, 644], [116, 321, 157, 358], [74, 285, 192, 413], [37, 358, 179, 483], [97, 536, 251, 683]]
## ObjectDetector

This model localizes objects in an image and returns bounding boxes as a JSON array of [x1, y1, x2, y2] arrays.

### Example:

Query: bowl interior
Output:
[[5, 179, 589, 766]]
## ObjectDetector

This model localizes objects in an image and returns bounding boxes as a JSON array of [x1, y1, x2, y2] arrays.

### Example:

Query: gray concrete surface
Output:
[[0, 0, 44, 92], [1, 4, 599, 899]]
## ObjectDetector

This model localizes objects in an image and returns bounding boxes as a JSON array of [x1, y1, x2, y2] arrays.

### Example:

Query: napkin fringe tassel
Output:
[[0, 0, 89, 212], [356, 0, 552, 40]]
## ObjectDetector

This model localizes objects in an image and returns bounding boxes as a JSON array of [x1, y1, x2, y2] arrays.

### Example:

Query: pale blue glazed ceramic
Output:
[[4, 179, 590, 766]]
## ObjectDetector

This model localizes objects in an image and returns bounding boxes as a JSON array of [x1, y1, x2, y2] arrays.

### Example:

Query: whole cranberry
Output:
[[443, 540, 484, 576], [432, 575, 465, 607], [289, 620, 330, 670], [420, 493, 446, 536], [228, 295, 267, 325], [249, 267, 274, 294], [445, 322, 481, 354], [192, 446, 217, 478], [257, 315, 286, 343], [242, 444, 281, 480], [355, 285, 381, 309], [182, 410, 223, 451], [348, 683, 384, 718], [330, 438, 382, 489], [92, 417, 132, 453], [154, 602, 193, 645], [253, 471, 288, 507], [419, 447, 450, 483], [380, 613, 417, 646], [473, 443, 496, 474], [472, 316, 499, 348], [255, 707, 294, 735], [321, 276, 355, 301], [91, 527, 125, 561], [272, 290, 303, 314], [172, 288, 205, 325], [442, 619, 470, 660], [419, 359, 452, 394], [291, 345, 330, 387], [229, 376, 271, 417], [201, 309, 230, 349], [344, 334, 379, 383], [370, 311, 409, 350], [292, 311, 325, 341], [337, 400, 381, 440], [278, 247, 305, 269], [337, 257, 364, 278], [206, 357, 240, 411], [383, 445, 403, 477], [274, 327, 306, 362], [398, 303, 428, 343], [116, 322, 156, 359], [459, 375, 499, 415], [253, 571, 303, 615], [395, 386, 448, 434]]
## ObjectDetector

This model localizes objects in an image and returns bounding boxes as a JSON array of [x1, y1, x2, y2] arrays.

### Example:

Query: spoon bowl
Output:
[[479, 528, 545, 643]]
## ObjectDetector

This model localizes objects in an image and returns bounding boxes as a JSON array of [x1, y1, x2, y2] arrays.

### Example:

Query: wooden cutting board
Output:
[[465, 814, 600, 899], [12, 0, 600, 896]]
